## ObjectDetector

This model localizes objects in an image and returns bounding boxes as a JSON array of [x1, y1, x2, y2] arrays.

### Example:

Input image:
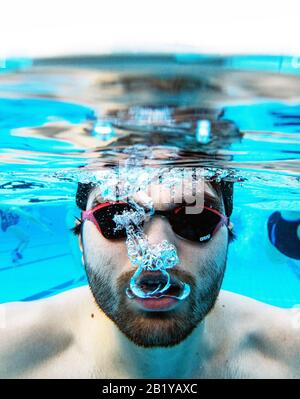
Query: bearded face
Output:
[[81, 180, 229, 348]]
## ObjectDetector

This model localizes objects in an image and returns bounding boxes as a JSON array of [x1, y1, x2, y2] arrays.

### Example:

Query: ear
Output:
[[78, 233, 83, 253], [227, 221, 236, 243], [77, 234, 85, 266]]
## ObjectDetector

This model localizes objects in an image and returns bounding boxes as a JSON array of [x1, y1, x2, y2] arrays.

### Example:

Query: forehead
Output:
[[87, 172, 222, 211]]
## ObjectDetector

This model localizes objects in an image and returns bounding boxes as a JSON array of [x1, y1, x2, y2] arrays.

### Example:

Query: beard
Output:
[[84, 256, 227, 348]]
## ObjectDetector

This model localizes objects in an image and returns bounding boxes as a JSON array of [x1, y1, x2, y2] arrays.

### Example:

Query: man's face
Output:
[[81, 177, 229, 348]]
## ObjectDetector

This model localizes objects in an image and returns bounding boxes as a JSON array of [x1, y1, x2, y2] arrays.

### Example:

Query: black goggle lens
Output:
[[93, 203, 132, 239], [169, 207, 222, 242], [93, 203, 223, 242]]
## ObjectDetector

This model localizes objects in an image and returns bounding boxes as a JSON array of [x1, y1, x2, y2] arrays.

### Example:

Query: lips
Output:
[[127, 270, 187, 311], [133, 296, 179, 311]]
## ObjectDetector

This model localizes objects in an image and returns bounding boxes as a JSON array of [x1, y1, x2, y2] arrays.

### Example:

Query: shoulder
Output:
[[212, 290, 287, 344], [214, 290, 300, 378], [0, 285, 91, 329], [0, 286, 91, 377]]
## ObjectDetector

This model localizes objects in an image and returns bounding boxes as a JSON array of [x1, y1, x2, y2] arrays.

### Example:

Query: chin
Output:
[[111, 296, 202, 348], [118, 317, 198, 348]]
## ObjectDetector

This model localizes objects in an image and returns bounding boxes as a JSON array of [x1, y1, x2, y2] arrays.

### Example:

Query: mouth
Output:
[[126, 271, 188, 312]]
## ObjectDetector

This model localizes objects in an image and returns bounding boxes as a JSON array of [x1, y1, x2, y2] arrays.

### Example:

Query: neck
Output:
[[105, 317, 208, 378], [117, 323, 204, 378], [84, 289, 214, 379]]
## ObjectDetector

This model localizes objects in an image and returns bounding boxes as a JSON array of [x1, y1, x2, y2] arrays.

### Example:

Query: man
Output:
[[0, 205, 53, 264], [0, 163, 299, 379]]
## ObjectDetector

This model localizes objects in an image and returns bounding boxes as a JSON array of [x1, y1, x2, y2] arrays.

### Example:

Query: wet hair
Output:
[[75, 181, 96, 211]]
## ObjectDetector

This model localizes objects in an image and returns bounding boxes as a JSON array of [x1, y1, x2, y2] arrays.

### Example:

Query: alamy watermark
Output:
[[93, 165, 209, 215]]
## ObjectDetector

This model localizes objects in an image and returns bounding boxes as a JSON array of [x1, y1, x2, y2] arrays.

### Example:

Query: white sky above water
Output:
[[0, 0, 300, 57]]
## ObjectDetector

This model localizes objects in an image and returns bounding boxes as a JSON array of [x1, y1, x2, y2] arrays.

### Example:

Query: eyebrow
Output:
[[203, 192, 223, 212], [180, 191, 221, 209], [91, 195, 104, 208], [90, 191, 122, 208]]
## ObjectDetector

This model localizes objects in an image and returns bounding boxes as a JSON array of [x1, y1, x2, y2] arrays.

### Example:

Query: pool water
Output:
[[0, 54, 299, 307]]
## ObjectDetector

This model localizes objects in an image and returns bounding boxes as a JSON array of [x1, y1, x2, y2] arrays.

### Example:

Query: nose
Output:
[[143, 215, 175, 246]]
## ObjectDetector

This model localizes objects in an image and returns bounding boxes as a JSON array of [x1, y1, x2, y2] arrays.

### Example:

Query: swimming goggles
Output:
[[82, 201, 228, 243]]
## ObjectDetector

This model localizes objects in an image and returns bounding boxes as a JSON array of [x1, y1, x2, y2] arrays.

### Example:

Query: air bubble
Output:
[[90, 145, 194, 301]]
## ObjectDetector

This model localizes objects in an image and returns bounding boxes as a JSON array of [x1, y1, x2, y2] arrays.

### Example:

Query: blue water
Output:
[[0, 54, 299, 307]]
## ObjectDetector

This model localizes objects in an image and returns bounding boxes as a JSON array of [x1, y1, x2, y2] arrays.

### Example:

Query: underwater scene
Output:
[[0, 54, 299, 309]]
